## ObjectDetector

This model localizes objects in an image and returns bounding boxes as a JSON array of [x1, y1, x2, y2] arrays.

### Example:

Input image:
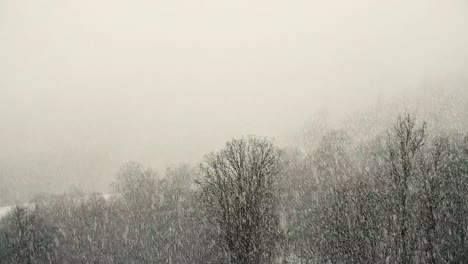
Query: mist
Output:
[[1, 0, 467, 198]]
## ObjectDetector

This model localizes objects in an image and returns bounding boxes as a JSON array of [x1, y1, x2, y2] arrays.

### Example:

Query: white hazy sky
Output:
[[1, 0, 467, 194]]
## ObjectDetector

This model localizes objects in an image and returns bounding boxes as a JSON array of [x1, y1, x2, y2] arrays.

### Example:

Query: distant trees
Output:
[[110, 161, 204, 263], [313, 129, 352, 186], [111, 161, 160, 211], [0, 112, 467, 264], [0, 162, 206, 264], [0, 205, 56, 264], [279, 147, 317, 261], [429, 133, 468, 263], [283, 113, 468, 264], [198, 137, 282, 264]]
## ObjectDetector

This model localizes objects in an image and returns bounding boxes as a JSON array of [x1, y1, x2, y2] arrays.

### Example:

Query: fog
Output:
[[1, 0, 467, 198]]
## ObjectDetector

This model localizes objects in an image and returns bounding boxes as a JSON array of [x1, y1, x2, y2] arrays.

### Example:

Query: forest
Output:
[[1, 88, 468, 264], [1, 0, 468, 262]]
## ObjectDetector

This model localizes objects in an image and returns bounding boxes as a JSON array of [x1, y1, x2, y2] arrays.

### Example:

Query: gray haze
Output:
[[1, 0, 467, 197]]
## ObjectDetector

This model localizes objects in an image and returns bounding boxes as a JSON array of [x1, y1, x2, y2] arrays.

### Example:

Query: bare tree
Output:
[[0, 206, 56, 264], [416, 136, 449, 264], [111, 161, 160, 210], [387, 113, 427, 264], [197, 136, 282, 264], [313, 129, 353, 188]]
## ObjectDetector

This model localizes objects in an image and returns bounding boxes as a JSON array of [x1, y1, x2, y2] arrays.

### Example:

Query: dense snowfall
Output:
[[1, 87, 468, 263], [1, 0, 467, 263]]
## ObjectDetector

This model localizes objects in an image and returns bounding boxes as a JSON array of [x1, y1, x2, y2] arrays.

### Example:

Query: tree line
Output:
[[0, 112, 467, 263]]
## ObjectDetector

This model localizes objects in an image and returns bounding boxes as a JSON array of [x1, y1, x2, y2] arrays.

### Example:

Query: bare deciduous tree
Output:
[[197, 136, 282, 264], [387, 113, 427, 264], [416, 136, 449, 264]]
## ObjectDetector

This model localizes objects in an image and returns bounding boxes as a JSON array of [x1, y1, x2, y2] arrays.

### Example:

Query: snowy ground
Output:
[[0, 194, 116, 220], [0, 205, 12, 220]]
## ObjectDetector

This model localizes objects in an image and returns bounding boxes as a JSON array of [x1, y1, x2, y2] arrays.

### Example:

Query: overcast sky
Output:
[[1, 0, 467, 194]]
